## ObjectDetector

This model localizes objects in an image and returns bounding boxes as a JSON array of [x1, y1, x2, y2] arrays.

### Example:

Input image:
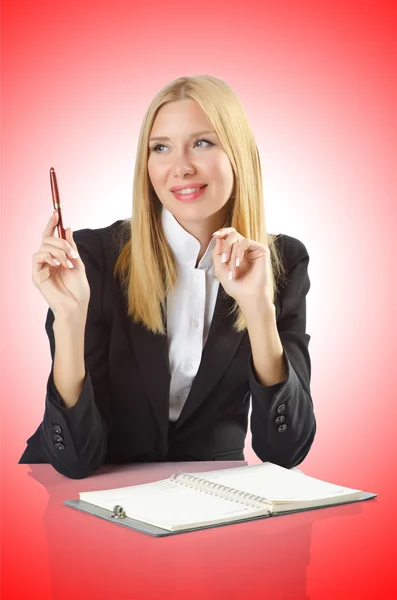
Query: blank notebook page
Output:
[[79, 478, 263, 529], [191, 463, 362, 502]]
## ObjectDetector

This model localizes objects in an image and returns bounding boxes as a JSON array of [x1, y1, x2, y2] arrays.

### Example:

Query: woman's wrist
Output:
[[53, 308, 88, 332]]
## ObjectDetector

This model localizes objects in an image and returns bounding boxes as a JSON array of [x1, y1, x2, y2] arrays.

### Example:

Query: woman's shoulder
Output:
[[72, 218, 131, 266], [270, 232, 310, 270]]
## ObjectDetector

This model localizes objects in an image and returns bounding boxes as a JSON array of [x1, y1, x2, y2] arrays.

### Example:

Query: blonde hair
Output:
[[114, 75, 287, 335]]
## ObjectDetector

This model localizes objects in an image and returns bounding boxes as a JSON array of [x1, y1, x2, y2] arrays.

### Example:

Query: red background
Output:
[[1, 0, 396, 598]]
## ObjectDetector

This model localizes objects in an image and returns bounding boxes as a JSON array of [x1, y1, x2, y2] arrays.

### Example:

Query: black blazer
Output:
[[19, 220, 316, 479]]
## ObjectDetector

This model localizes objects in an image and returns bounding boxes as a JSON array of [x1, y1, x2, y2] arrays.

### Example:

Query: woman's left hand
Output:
[[211, 227, 272, 307]]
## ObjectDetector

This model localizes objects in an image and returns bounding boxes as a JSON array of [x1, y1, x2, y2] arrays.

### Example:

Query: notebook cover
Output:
[[64, 491, 377, 537]]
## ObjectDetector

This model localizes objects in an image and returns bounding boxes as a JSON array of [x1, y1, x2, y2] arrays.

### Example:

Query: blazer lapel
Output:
[[125, 310, 171, 441], [124, 284, 246, 437], [173, 290, 281, 430], [173, 286, 245, 431]]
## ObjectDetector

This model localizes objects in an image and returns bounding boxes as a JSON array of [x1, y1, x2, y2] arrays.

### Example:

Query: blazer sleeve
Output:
[[39, 228, 112, 479], [249, 238, 316, 468]]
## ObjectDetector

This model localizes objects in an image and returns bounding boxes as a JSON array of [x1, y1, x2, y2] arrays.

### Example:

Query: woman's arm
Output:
[[53, 314, 87, 408], [38, 229, 112, 479], [244, 241, 316, 468], [243, 299, 288, 387]]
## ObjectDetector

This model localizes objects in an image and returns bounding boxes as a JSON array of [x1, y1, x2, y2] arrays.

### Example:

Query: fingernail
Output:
[[70, 250, 79, 259], [236, 257, 240, 267], [228, 271, 233, 280], [221, 253, 227, 263], [213, 231, 220, 236], [67, 259, 74, 268], [53, 258, 61, 265]]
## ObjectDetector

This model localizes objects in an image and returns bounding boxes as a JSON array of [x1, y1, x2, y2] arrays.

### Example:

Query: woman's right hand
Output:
[[32, 211, 91, 318]]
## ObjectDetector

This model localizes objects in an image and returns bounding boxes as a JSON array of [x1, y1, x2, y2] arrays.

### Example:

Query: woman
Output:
[[19, 75, 316, 479]]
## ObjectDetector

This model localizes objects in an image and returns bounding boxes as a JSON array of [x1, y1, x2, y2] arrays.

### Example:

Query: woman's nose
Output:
[[172, 154, 196, 177]]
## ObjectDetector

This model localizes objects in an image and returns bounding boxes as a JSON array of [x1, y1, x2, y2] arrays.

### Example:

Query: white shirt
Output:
[[161, 206, 227, 422]]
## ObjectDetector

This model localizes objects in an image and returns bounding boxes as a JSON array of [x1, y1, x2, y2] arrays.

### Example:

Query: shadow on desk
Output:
[[26, 462, 365, 600]]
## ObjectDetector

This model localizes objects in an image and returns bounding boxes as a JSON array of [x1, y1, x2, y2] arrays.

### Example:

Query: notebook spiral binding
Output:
[[170, 472, 271, 511]]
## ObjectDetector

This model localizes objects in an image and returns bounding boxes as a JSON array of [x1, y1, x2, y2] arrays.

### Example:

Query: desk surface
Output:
[[1, 460, 391, 599]]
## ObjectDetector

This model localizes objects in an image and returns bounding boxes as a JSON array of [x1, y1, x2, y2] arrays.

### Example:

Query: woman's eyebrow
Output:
[[149, 130, 216, 142]]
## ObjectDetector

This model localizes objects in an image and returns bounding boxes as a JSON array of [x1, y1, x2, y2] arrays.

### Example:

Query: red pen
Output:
[[50, 167, 66, 240]]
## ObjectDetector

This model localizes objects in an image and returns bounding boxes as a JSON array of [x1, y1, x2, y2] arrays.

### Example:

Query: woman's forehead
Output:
[[151, 100, 213, 135]]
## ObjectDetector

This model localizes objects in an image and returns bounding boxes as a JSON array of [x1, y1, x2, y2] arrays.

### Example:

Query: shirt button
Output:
[[191, 318, 199, 329], [186, 364, 194, 373], [193, 275, 200, 283]]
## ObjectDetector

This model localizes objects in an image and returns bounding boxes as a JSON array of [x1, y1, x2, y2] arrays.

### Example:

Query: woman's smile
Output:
[[171, 185, 208, 202]]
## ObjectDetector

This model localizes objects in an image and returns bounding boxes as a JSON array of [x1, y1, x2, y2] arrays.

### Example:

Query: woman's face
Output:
[[147, 99, 234, 225]]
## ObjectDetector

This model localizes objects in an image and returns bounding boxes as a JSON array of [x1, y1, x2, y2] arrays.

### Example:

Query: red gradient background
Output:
[[1, 1, 396, 598]]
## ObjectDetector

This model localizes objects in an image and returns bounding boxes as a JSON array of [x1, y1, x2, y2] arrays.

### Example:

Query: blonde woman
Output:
[[20, 75, 316, 479]]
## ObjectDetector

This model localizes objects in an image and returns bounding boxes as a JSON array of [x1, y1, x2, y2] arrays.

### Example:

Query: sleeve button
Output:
[[275, 415, 285, 424], [53, 424, 63, 434], [54, 442, 65, 450], [276, 403, 286, 414], [53, 434, 64, 442], [278, 424, 288, 432]]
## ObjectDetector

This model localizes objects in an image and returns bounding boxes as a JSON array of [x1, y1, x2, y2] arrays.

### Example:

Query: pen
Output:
[[50, 167, 66, 240]]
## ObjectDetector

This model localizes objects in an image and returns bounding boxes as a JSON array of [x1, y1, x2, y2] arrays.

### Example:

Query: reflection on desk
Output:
[[21, 461, 366, 600]]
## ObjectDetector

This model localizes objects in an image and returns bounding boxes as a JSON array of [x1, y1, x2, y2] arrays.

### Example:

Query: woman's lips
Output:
[[171, 185, 208, 202]]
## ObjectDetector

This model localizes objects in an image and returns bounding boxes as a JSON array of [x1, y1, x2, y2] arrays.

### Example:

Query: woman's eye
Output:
[[149, 139, 213, 153], [195, 139, 213, 148], [150, 144, 166, 152]]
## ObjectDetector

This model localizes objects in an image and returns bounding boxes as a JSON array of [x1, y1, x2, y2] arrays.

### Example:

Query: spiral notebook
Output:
[[64, 462, 376, 536]]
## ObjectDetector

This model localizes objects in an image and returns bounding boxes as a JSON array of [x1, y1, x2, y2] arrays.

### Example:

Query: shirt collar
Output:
[[161, 205, 227, 270]]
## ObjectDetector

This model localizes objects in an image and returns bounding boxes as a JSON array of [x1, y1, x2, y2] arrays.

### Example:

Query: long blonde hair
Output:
[[113, 75, 287, 335]]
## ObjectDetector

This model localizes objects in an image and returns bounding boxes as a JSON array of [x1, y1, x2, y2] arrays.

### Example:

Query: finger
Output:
[[41, 235, 78, 261], [235, 246, 244, 267], [219, 233, 239, 264], [65, 228, 86, 271], [228, 241, 241, 280], [212, 227, 236, 237], [65, 227, 78, 252], [42, 211, 59, 239], [228, 238, 253, 279], [213, 236, 223, 257], [32, 250, 73, 275], [65, 228, 83, 262], [212, 238, 223, 281], [40, 243, 74, 269], [233, 241, 244, 269]]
